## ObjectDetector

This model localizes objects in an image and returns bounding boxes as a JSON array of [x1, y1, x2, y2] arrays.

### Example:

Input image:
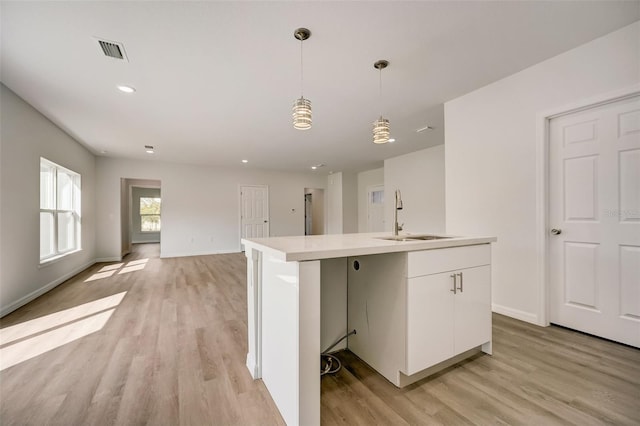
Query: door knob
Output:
[[551, 228, 562, 235]]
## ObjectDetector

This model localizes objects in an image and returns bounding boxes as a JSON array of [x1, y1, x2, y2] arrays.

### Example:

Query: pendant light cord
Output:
[[300, 37, 304, 97], [379, 65, 383, 116]]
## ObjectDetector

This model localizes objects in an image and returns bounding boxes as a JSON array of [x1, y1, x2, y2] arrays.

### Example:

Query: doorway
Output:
[[304, 188, 325, 235], [120, 178, 161, 258], [548, 94, 639, 347], [305, 194, 313, 235]]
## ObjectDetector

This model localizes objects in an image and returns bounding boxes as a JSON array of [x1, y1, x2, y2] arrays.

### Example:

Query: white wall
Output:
[[341, 172, 358, 234], [96, 158, 326, 259], [326, 171, 359, 234], [0, 84, 96, 316], [445, 22, 640, 325], [326, 172, 343, 234], [357, 167, 384, 232], [384, 145, 446, 234]]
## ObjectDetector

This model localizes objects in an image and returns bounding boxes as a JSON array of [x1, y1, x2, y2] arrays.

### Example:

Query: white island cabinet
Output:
[[408, 244, 492, 375], [242, 232, 496, 426], [347, 244, 492, 387]]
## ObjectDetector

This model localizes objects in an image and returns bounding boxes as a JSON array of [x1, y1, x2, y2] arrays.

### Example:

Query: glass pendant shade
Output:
[[292, 97, 312, 130], [373, 116, 390, 144]]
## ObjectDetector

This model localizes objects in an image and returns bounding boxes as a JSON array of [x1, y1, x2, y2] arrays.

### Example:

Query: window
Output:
[[40, 158, 81, 262], [140, 197, 161, 232], [370, 189, 384, 205]]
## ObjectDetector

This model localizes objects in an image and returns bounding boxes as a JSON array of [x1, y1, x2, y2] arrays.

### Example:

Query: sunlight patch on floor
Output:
[[85, 258, 149, 282], [85, 270, 116, 282], [127, 258, 149, 266], [0, 292, 127, 371], [118, 263, 146, 274], [99, 263, 124, 272], [0, 309, 115, 371]]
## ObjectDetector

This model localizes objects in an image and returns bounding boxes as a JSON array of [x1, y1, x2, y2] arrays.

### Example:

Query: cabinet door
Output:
[[406, 273, 455, 375], [454, 265, 491, 354]]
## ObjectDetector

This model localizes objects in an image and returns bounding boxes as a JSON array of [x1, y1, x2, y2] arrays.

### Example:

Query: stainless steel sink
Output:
[[376, 235, 452, 242]]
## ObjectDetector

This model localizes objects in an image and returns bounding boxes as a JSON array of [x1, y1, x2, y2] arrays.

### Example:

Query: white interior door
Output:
[[367, 185, 385, 232], [240, 185, 269, 239], [549, 95, 640, 347]]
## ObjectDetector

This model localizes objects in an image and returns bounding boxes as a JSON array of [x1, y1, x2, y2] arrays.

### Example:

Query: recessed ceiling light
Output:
[[117, 85, 136, 93], [388, 138, 396, 143], [311, 163, 325, 170], [144, 145, 154, 154], [311, 166, 317, 170], [242, 159, 249, 163]]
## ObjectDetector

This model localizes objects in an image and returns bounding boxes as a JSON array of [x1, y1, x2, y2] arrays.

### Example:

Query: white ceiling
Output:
[[2, 1, 638, 174]]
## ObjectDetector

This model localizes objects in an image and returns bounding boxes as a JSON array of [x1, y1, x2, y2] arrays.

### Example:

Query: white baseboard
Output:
[[0, 260, 96, 317], [95, 256, 122, 263], [246, 353, 260, 379], [492, 303, 540, 325], [161, 249, 241, 259]]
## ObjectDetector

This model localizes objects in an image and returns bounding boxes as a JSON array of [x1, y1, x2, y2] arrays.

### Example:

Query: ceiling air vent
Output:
[[96, 38, 128, 61]]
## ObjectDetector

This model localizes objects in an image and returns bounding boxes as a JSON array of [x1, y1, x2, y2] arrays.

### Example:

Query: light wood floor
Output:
[[1, 246, 639, 425]]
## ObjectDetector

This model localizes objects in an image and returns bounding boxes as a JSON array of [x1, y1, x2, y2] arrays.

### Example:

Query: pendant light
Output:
[[292, 28, 312, 130], [373, 60, 390, 144]]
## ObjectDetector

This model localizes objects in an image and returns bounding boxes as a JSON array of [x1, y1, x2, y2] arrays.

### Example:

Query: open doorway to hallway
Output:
[[120, 178, 161, 258], [304, 188, 325, 235]]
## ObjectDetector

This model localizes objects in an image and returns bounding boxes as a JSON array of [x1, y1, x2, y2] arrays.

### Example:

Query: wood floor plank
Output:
[[464, 358, 605, 426], [1, 244, 639, 425]]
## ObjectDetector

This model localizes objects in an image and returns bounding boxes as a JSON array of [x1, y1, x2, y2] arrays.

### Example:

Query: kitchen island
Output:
[[242, 232, 496, 426]]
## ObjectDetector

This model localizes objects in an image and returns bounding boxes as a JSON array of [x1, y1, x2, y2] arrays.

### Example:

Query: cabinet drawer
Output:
[[407, 244, 490, 278]]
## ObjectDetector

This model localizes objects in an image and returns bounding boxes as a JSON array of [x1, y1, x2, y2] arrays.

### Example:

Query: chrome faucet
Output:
[[393, 189, 403, 236]]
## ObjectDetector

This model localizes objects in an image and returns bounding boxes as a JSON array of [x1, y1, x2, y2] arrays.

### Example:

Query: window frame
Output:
[[40, 158, 82, 264], [139, 196, 161, 233]]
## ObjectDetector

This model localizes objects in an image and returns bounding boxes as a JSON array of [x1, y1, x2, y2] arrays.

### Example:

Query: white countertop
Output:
[[242, 232, 497, 262]]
